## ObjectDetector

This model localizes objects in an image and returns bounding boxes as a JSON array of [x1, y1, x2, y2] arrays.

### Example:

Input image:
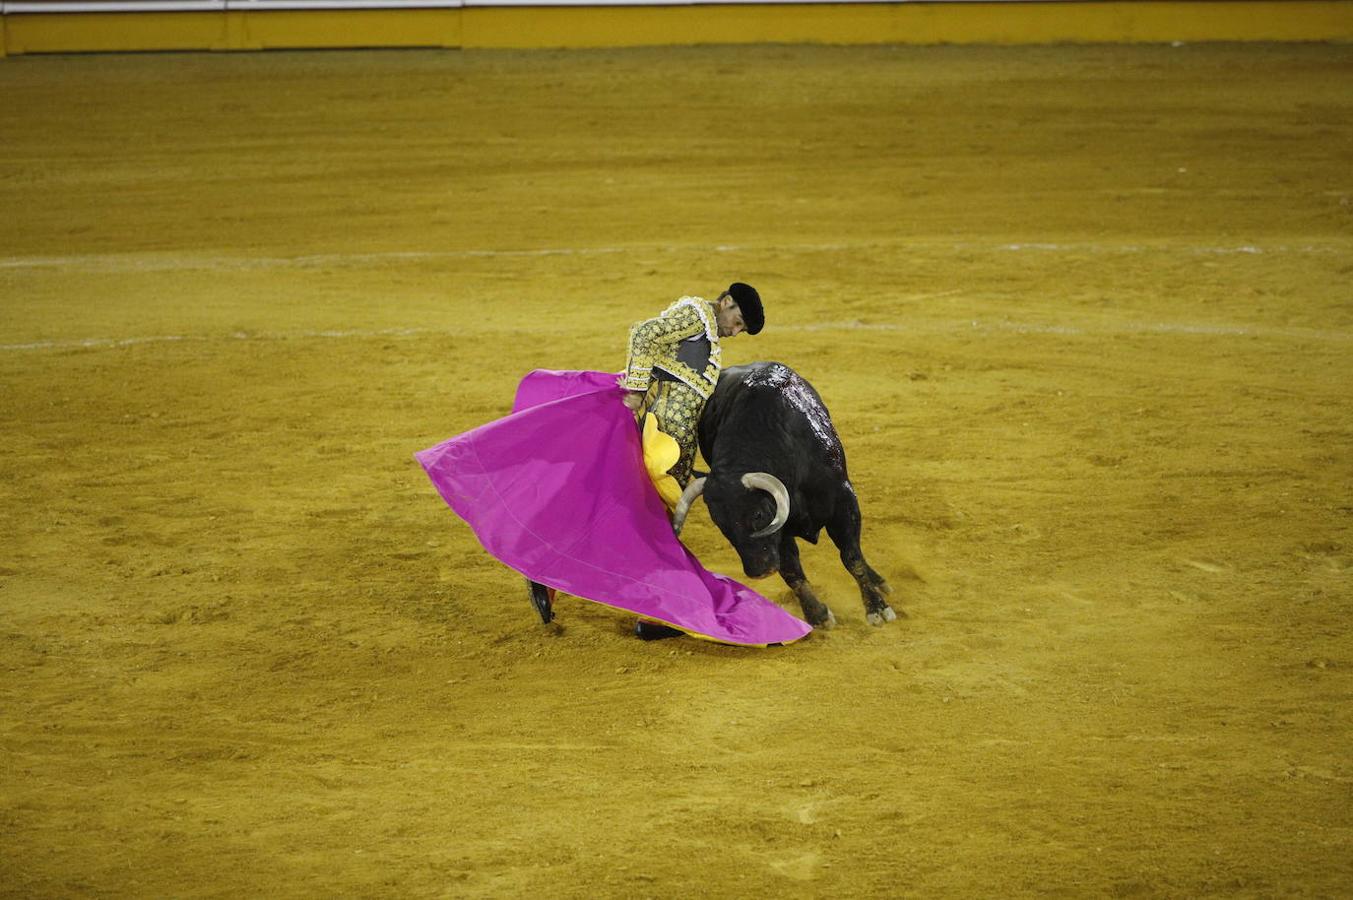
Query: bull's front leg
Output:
[[825, 492, 898, 626], [778, 535, 836, 629]]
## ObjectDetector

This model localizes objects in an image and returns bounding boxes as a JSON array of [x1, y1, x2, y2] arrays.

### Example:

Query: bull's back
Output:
[[703, 362, 847, 473]]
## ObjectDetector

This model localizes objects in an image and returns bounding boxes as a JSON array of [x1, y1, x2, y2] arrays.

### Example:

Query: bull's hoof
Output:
[[809, 609, 836, 630], [867, 606, 898, 626]]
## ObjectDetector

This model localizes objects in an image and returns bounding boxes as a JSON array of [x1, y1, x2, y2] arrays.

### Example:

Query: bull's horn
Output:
[[742, 472, 790, 538], [671, 477, 707, 536]]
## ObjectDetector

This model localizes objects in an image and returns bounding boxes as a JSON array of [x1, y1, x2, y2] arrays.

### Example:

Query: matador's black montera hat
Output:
[[728, 282, 764, 335]]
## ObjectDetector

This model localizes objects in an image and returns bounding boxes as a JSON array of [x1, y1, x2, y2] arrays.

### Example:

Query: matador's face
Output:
[[714, 296, 747, 338]]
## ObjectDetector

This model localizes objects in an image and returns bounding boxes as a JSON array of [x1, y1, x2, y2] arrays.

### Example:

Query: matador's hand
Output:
[[622, 391, 645, 418]]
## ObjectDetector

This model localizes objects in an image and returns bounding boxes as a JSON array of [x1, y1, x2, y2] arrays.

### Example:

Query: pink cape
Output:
[[414, 370, 811, 646]]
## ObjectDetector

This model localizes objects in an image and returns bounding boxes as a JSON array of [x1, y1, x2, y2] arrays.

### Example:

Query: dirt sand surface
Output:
[[2, 43, 1351, 896]]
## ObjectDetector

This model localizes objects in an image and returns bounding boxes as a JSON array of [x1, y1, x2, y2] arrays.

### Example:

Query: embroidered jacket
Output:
[[621, 297, 722, 400]]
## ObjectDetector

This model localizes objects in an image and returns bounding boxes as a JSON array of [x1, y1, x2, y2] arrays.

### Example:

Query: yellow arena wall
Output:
[[2, 1, 1352, 55]]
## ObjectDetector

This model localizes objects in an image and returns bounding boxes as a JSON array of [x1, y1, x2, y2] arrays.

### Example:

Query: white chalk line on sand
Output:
[[0, 328, 430, 353], [0, 241, 1344, 273], [6, 320, 1350, 354], [0, 245, 659, 273], [785, 319, 1353, 341]]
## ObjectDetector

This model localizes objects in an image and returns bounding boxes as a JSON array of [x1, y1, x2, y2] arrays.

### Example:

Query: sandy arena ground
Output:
[[2, 42, 1351, 896]]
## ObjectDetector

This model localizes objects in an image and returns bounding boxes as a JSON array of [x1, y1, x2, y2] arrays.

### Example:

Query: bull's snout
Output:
[[740, 553, 779, 579]]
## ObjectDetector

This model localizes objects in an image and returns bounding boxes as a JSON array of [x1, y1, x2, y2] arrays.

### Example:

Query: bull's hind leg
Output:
[[826, 490, 897, 625], [526, 579, 555, 624], [779, 535, 836, 629]]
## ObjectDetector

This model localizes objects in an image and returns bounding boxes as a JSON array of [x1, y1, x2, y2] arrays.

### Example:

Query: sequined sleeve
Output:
[[621, 300, 709, 394]]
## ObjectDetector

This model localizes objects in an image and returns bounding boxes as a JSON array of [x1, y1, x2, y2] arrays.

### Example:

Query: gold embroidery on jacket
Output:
[[621, 297, 721, 401]]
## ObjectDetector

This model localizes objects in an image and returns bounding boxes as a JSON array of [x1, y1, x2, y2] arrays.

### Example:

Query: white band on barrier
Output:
[[1, 0, 1012, 12], [3, 0, 229, 10]]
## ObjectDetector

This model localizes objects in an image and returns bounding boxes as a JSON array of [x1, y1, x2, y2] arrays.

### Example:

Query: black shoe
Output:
[[526, 580, 554, 625], [634, 620, 683, 641]]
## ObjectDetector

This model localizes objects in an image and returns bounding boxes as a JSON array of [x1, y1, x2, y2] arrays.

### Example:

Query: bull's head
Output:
[[672, 471, 790, 578]]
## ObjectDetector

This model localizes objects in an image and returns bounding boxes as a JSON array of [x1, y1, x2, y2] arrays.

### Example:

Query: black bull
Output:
[[526, 362, 896, 630]]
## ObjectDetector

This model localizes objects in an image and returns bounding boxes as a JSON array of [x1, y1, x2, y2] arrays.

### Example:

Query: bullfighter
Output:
[[620, 283, 764, 504]]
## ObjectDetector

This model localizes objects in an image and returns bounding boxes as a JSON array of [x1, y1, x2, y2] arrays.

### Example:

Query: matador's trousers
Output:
[[641, 380, 704, 488]]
